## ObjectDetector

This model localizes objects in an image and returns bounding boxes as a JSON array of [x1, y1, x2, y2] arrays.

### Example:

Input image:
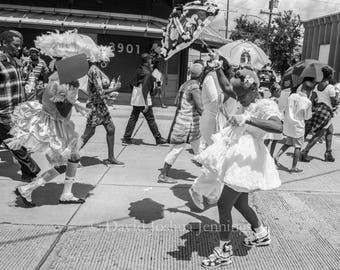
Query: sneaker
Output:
[[155, 137, 167, 145], [121, 138, 133, 145], [188, 187, 204, 210], [157, 174, 177, 184], [289, 168, 303, 174], [15, 187, 35, 207], [202, 243, 233, 268], [324, 151, 335, 162], [299, 152, 312, 162], [103, 158, 125, 166], [59, 193, 85, 204], [243, 226, 271, 247]]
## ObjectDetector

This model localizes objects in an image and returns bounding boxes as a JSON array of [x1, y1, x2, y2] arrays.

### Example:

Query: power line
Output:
[[308, 0, 340, 4]]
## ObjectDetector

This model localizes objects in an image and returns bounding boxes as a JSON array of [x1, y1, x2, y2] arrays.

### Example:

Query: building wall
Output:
[[0, 26, 183, 101], [302, 13, 340, 82]]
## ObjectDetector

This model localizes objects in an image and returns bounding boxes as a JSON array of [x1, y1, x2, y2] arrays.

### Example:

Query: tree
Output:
[[269, 11, 301, 74], [230, 15, 267, 47], [229, 11, 302, 75]]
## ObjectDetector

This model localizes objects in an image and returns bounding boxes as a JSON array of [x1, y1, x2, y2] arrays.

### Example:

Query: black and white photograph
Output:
[[0, 0, 339, 269]]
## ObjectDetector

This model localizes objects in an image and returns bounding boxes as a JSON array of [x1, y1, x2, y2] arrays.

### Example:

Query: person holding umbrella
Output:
[[300, 66, 339, 162]]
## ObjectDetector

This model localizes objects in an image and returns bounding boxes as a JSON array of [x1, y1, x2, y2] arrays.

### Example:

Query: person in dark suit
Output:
[[121, 53, 167, 145]]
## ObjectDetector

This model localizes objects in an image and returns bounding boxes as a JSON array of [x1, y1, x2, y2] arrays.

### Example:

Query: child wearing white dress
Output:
[[189, 68, 282, 268]]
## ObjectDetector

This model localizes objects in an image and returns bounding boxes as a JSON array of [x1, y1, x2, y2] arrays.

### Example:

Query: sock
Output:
[[61, 161, 78, 197], [221, 241, 232, 253]]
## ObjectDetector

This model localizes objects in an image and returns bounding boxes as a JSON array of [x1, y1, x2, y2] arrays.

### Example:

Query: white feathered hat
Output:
[[35, 29, 114, 62]]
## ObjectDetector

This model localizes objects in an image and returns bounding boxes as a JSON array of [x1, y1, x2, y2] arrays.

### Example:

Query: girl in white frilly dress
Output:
[[189, 68, 283, 268]]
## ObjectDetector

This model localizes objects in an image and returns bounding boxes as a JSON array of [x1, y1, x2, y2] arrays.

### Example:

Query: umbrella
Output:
[[160, 0, 219, 60], [281, 59, 334, 89], [217, 40, 270, 70]]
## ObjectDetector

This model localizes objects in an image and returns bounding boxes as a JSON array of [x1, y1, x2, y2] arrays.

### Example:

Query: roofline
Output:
[[302, 12, 340, 27], [0, 3, 169, 24]]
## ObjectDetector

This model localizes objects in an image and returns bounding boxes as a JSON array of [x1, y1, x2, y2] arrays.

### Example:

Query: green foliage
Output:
[[230, 11, 301, 74], [270, 11, 301, 74]]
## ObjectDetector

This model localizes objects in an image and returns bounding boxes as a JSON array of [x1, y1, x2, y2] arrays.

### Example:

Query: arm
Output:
[[192, 88, 203, 116], [215, 68, 237, 100], [142, 72, 154, 106], [245, 116, 283, 133]]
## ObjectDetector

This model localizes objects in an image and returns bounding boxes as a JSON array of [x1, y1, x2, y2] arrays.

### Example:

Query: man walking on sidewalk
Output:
[[122, 53, 167, 145], [0, 30, 40, 181]]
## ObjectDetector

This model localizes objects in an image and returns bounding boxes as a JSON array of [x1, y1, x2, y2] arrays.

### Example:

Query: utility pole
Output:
[[260, 0, 280, 55], [225, 0, 229, 39]]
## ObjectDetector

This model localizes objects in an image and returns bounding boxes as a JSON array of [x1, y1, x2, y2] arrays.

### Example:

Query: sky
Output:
[[209, 0, 340, 38]]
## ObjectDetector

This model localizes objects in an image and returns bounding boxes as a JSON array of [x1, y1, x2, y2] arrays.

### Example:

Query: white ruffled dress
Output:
[[193, 99, 282, 202], [6, 78, 83, 166]]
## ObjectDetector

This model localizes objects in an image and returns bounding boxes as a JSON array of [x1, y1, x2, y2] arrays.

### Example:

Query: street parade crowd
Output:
[[1, 28, 339, 268]]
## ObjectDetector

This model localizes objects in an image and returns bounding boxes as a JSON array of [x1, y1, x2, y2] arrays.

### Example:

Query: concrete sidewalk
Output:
[[0, 105, 339, 270]]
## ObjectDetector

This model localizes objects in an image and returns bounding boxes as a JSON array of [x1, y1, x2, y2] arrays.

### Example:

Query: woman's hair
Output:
[[322, 66, 333, 80]]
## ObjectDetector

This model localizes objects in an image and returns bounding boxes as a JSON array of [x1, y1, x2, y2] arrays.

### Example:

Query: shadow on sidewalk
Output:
[[286, 152, 324, 162], [13, 182, 95, 208], [128, 198, 165, 224], [157, 168, 197, 181], [166, 208, 251, 261], [127, 138, 156, 146], [80, 156, 104, 167]]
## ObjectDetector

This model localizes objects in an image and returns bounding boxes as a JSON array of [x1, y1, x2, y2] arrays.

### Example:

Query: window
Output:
[[318, 44, 330, 64]]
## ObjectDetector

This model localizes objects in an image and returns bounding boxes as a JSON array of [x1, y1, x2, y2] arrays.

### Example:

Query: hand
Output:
[[112, 81, 122, 91], [229, 115, 247, 126], [109, 91, 119, 98], [143, 105, 149, 113]]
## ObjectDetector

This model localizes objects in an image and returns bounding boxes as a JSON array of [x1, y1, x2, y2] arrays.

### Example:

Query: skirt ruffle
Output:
[[6, 101, 79, 166], [195, 126, 281, 193]]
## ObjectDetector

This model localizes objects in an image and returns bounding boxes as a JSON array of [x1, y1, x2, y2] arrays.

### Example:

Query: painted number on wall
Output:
[[110, 42, 140, 54]]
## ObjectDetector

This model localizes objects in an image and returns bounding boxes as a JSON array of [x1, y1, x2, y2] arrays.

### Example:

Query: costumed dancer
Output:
[[9, 74, 88, 207], [190, 69, 282, 267], [7, 30, 98, 207], [158, 63, 204, 184], [79, 49, 124, 166]]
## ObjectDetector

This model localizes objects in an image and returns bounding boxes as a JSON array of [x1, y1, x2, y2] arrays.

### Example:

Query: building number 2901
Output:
[[109, 42, 140, 54]]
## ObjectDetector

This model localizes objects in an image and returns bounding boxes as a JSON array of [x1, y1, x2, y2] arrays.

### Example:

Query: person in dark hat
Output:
[[121, 53, 167, 145]]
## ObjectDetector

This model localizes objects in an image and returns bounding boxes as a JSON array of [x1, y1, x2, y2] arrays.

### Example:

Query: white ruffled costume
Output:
[[6, 73, 88, 166], [192, 98, 282, 203]]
